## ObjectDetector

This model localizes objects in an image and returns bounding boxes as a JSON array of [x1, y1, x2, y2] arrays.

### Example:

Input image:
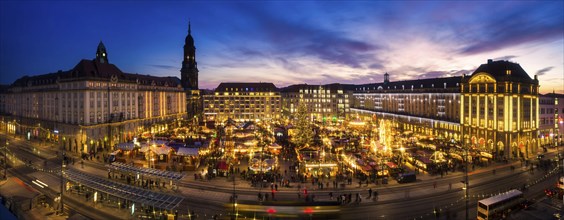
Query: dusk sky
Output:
[[0, 1, 562, 93]]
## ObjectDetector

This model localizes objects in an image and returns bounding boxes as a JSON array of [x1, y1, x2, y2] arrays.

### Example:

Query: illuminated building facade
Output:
[[352, 59, 541, 159], [2, 42, 186, 152], [281, 84, 351, 122], [352, 76, 462, 141], [203, 83, 281, 122], [539, 93, 564, 148], [461, 59, 539, 159]]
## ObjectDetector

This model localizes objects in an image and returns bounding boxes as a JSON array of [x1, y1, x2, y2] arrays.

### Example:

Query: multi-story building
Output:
[[281, 83, 351, 122], [539, 93, 564, 148], [203, 83, 281, 122], [0, 85, 7, 115], [352, 74, 462, 140], [460, 59, 539, 159], [351, 59, 541, 159], [2, 42, 186, 153]]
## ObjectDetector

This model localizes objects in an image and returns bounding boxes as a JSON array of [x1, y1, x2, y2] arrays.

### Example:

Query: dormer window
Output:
[[506, 70, 511, 75]]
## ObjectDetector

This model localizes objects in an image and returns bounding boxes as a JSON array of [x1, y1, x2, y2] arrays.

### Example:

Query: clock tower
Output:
[[95, 41, 108, 64], [180, 21, 202, 120]]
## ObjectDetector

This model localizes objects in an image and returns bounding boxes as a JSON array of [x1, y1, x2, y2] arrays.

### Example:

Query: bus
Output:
[[477, 189, 523, 220]]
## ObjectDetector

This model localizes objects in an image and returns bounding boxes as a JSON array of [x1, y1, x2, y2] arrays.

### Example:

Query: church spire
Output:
[[181, 21, 198, 90]]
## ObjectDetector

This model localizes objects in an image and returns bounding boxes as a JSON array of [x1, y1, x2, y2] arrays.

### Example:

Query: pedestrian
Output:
[[433, 181, 437, 189], [329, 192, 333, 200], [368, 188, 372, 199]]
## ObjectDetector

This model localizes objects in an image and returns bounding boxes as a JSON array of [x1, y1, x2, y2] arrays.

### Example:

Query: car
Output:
[[519, 199, 534, 210], [396, 173, 416, 183]]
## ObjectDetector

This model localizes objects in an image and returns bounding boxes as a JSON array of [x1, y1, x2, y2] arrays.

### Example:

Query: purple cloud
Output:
[[458, 2, 563, 55], [420, 69, 473, 79], [536, 66, 553, 76], [149, 64, 177, 70], [493, 55, 518, 61], [227, 3, 382, 70]]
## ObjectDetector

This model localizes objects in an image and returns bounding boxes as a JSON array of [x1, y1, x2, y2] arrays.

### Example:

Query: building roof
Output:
[[469, 59, 536, 84], [352, 76, 462, 93], [215, 82, 278, 92], [10, 58, 181, 88], [280, 83, 347, 92], [540, 93, 564, 98], [0, 84, 11, 93], [71, 59, 126, 79]]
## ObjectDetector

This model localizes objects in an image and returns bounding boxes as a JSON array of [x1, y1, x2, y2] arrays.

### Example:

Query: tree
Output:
[[293, 101, 314, 148]]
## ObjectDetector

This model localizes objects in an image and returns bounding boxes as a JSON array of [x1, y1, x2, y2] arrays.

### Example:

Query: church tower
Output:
[[95, 41, 108, 64], [181, 21, 198, 90], [181, 21, 202, 120]]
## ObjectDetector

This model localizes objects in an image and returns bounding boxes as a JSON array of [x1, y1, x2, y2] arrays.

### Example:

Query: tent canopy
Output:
[[116, 143, 137, 151], [176, 147, 199, 156]]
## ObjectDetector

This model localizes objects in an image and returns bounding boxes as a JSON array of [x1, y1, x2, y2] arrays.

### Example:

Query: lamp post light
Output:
[[559, 119, 563, 175], [60, 139, 66, 215], [3, 140, 8, 180], [399, 146, 405, 167], [463, 140, 469, 220], [231, 163, 237, 220]]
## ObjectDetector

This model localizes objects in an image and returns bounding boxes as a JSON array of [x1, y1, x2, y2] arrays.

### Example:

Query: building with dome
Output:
[[1, 41, 186, 153]]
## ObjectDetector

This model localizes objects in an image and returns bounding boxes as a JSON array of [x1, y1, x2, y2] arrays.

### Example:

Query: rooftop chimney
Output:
[[487, 59, 493, 64]]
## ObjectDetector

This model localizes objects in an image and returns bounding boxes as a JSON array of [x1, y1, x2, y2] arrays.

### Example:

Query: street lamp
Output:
[[231, 163, 237, 220], [3, 140, 8, 180], [399, 146, 405, 167], [60, 138, 66, 215], [463, 140, 469, 220], [558, 119, 563, 175]]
